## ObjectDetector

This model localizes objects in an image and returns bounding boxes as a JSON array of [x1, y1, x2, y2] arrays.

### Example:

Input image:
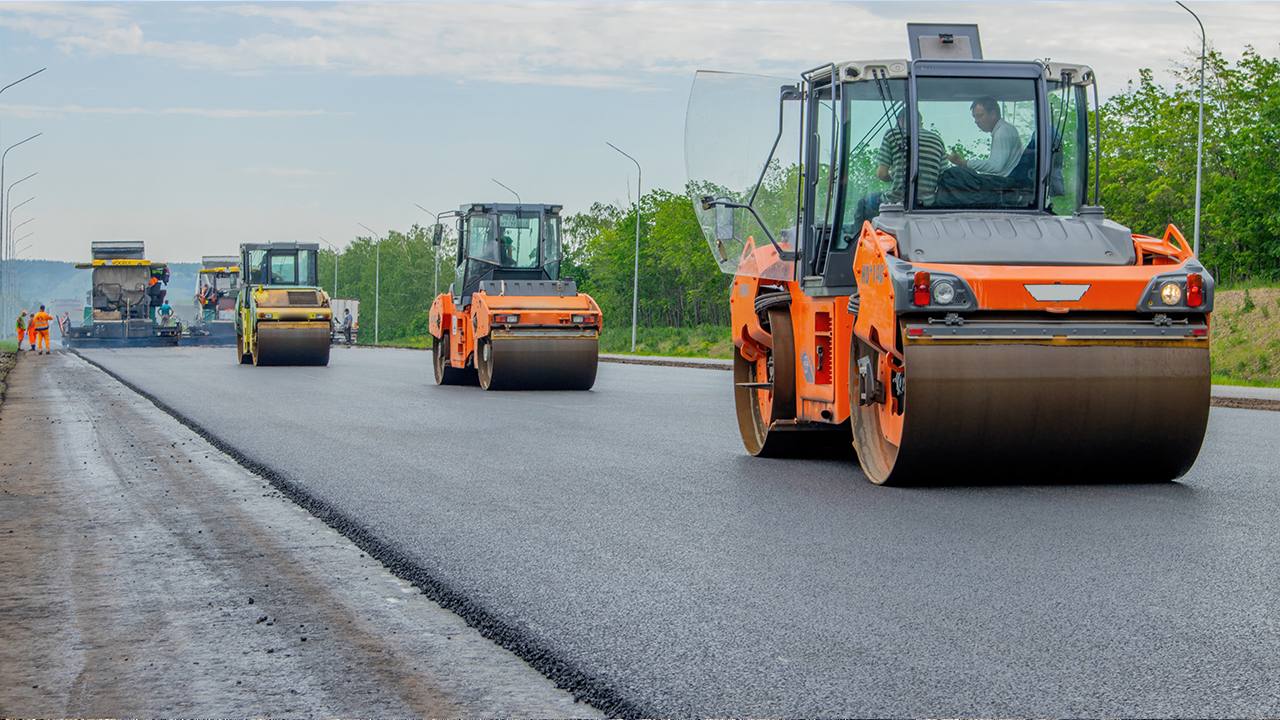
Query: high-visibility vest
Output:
[[31, 312, 51, 332]]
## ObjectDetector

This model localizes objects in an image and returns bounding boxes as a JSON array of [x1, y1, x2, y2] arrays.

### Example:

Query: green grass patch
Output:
[[377, 335, 432, 349], [0, 339, 16, 353], [599, 324, 733, 359], [1211, 286, 1280, 387]]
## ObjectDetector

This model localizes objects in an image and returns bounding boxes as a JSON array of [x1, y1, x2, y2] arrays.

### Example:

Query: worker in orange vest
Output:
[[30, 305, 52, 355], [14, 311, 27, 350]]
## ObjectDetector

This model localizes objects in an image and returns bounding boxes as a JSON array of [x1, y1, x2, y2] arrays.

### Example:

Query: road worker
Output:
[[15, 311, 28, 350], [31, 305, 52, 354], [27, 311, 37, 350]]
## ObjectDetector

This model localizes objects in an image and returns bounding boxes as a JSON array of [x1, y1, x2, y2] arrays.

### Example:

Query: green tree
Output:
[[1099, 48, 1280, 282]]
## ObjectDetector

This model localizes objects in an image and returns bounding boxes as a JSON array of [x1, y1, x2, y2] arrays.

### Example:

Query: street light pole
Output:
[[358, 223, 381, 345], [490, 178, 522, 204], [319, 236, 338, 298], [8, 196, 34, 247], [0, 69, 45, 330], [414, 203, 441, 299], [1176, 0, 1206, 256], [3, 171, 37, 326], [607, 141, 642, 353], [0, 133, 40, 321]]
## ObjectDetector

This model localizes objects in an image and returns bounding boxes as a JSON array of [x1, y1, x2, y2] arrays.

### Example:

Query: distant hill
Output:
[[8, 259, 202, 322]]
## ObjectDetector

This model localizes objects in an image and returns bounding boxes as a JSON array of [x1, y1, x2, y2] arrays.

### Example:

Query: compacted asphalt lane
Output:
[[77, 346, 1280, 717]]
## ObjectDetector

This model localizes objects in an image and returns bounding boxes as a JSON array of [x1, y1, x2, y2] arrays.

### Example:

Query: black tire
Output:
[[433, 333, 477, 386], [476, 337, 496, 390], [237, 331, 252, 365], [849, 336, 902, 485]]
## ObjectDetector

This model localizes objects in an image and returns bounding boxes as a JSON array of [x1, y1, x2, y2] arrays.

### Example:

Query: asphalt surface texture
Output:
[[77, 345, 1280, 717], [0, 352, 597, 717]]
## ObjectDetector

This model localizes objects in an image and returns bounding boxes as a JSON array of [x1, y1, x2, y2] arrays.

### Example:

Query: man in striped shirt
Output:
[[849, 110, 949, 242], [875, 110, 949, 206]]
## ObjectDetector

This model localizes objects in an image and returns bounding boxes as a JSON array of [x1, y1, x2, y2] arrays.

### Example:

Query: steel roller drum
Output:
[[255, 322, 331, 366], [479, 333, 598, 390], [863, 341, 1210, 483]]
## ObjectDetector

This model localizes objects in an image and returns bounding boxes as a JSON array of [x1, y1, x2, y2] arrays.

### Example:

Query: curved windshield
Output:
[[836, 78, 907, 249], [916, 76, 1038, 210], [497, 212, 541, 269], [247, 249, 316, 286], [685, 70, 800, 281]]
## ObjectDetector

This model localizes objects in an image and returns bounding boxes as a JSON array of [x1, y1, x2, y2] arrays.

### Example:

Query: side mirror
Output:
[[714, 204, 735, 242], [432, 224, 443, 247]]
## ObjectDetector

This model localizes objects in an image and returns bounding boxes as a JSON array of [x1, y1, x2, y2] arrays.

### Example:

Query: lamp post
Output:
[[319, 236, 338, 298], [8, 196, 34, 250], [0, 68, 45, 324], [606, 141, 642, 353], [358, 223, 381, 345], [490, 178, 522, 203], [1176, 0, 1206, 256], [3, 169, 37, 324], [414, 203, 443, 299], [0, 134, 40, 320]]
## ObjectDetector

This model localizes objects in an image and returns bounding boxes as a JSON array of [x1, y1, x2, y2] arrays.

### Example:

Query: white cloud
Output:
[[0, 103, 338, 119], [5, 1, 1280, 93]]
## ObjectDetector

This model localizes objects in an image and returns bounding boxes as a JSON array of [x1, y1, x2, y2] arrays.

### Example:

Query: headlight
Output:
[[495, 314, 519, 324], [931, 280, 956, 305], [1159, 281, 1183, 306]]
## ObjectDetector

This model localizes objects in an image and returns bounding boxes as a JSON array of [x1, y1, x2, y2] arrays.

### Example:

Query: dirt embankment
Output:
[[0, 349, 15, 407], [1213, 287, 1280, 386]]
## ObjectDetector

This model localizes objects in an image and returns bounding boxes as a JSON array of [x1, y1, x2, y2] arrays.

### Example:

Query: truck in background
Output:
[[329, 298, 359, 345]]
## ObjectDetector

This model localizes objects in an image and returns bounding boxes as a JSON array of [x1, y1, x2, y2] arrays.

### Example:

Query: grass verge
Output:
[[1211, 287, 1280, 387], [599, 324, 732, 359]]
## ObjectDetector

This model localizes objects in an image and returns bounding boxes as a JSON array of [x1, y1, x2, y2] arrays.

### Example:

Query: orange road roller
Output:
[[686, 24, 1212, 484], [428, 203, 601, 390]]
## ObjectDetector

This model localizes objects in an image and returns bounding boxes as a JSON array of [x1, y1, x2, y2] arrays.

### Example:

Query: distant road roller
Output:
[[685, 23, 1212, 484], [235, 242, 331, 366], [428, 203, 601, 390]]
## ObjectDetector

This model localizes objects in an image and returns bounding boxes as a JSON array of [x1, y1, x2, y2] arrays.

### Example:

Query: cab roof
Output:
[[240, 242, 320, 252], [807, 59, 1094, 86], [460, 202, 563, 215]]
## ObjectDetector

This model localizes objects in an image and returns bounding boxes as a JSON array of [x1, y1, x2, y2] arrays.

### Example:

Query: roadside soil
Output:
[[0, 349, 15, 404], [0, 351, 598, 717]]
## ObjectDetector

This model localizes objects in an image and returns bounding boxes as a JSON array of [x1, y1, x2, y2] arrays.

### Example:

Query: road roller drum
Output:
[[254, 322, 331, 367]]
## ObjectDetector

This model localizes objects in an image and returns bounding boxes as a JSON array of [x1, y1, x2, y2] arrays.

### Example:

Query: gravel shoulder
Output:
[[0, 352, 599, 717]]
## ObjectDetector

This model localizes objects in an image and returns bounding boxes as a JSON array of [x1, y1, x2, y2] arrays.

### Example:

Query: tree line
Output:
[[322, 48, 1278, 343]]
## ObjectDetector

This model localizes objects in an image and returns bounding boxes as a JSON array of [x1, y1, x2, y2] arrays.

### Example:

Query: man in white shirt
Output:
[[947, 96, 1022, 176]]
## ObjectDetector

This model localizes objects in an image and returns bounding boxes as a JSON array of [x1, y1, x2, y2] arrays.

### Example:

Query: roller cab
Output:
[[428, 203, 601, 390], [235, 242, 331, 366], [686, 25, 1212, 484]]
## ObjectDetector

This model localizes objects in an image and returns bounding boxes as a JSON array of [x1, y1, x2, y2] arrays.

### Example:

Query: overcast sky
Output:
[[1, 1, 1277, 262]]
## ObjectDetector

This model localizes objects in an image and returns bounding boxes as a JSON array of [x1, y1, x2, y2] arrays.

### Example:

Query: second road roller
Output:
[[235, 242, 332, 366], [685, 23, 1213, 484], [428, 203, 601, 390]]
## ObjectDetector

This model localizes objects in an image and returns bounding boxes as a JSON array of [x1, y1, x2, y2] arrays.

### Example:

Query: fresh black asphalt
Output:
[[77, 346, 1280, 717]]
